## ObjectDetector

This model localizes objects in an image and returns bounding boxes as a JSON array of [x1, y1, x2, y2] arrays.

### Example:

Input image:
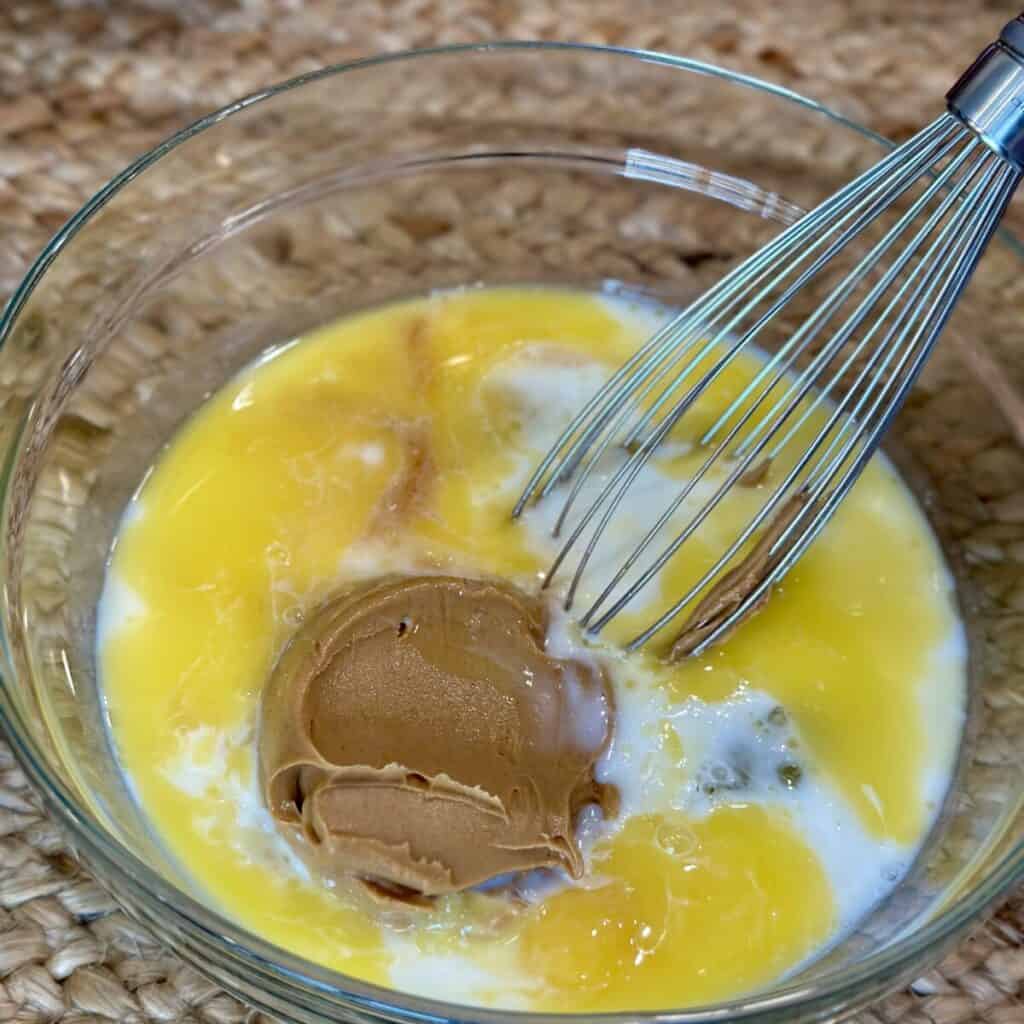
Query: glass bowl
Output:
[[0, 41, 1022, 1024]]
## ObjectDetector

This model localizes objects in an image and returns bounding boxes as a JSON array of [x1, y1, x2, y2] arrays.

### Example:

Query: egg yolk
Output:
[[100, 287, 961, 1010]]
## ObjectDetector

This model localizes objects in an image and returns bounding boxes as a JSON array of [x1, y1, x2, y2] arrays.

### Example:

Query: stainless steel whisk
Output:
[[513, 16, 1024, 658]]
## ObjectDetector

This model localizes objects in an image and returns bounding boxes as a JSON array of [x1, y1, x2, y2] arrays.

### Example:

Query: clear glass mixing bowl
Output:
[[0, 42, 1022, 1024]]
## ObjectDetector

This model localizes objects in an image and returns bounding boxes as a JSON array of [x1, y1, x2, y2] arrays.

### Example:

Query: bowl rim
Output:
[[1, 38, 1022, 1024]]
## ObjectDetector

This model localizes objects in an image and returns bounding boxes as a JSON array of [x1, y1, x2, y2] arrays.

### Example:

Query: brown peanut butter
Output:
[[669, 491, 813, 659], [260, 575, 616, 902]]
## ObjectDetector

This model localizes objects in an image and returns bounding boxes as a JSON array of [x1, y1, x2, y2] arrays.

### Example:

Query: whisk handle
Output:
[[1001, 15, 1024, 58], [946, 14, 1024, 171]]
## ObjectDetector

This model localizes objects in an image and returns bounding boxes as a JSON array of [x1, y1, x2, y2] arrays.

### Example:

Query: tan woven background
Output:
[[2, 1, 1024, 1022]]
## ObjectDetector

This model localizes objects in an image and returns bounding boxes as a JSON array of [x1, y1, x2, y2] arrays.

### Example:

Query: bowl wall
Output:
[[0, 44, 1022, 1024]]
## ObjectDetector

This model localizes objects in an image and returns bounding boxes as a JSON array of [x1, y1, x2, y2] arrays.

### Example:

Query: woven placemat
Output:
[[2, 2, 1024, 1022]]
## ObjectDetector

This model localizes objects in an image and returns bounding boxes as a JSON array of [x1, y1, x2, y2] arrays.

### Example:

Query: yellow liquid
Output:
[[100, 287, 963, 1010]]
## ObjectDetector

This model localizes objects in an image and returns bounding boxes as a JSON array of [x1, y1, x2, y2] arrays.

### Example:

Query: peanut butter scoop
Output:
[[260, 575, 616, 902]]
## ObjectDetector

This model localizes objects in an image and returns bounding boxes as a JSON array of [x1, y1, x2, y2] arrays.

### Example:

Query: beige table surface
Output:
[[1, 2, 1024, 1022]]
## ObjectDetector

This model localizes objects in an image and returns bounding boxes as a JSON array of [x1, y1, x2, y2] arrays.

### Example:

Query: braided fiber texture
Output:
[[1, 2, 1024, 1022]]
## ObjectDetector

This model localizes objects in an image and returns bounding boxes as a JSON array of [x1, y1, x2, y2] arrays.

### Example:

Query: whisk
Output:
[[513, 16, 1024, 658]]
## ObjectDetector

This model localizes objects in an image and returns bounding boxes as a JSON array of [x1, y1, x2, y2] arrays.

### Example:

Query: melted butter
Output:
[[100, 287, 963, 1010], [518, 806, 835, 1010], [590, 352, 952, 843], [667, 477, 949, 843]]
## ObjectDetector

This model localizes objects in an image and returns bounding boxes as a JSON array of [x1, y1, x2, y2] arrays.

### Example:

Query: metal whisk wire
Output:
[[513, 17, 1024, 657]]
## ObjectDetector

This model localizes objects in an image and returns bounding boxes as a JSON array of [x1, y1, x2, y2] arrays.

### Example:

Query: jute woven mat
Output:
[[2, 2, 1024, 1022]]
